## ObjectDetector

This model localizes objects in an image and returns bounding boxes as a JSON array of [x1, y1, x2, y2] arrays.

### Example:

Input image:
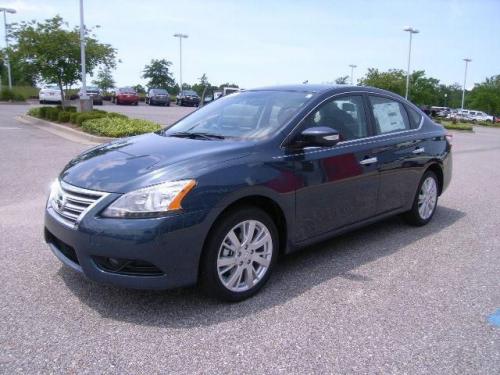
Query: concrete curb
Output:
[[17, 115, 114, 144]]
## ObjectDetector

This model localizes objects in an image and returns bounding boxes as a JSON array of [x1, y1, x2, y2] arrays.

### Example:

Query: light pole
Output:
[[173, 33, 188, 92], [79, 0, 87, 100], [348, 64, 357, 85], [461, 58, 471, 110], [0, 7, 16, 90], [403, 26, 419, 100]]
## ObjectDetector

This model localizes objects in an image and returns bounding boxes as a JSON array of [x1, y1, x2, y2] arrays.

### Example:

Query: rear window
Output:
[[406, 105, 423, 129]]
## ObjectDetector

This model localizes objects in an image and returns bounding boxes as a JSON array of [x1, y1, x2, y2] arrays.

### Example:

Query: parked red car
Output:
[[112, 87, 139, 105]]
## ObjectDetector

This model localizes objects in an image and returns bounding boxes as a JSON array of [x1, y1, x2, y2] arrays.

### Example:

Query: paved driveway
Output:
[[0, 104, 498, 374]]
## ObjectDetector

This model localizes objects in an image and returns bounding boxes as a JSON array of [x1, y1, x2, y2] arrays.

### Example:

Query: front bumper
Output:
[[44, 198, 210, 290]]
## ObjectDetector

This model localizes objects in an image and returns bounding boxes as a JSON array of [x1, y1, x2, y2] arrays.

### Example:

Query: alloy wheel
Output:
[[217, 220, 273, 292], [418, 176, 437, 220]]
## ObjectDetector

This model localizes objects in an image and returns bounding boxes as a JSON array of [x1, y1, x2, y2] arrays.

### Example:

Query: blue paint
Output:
[[488, 309, 500, 327]]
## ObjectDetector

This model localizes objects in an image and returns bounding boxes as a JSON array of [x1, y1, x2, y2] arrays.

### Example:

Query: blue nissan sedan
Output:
[[45, 85, 452, 301]]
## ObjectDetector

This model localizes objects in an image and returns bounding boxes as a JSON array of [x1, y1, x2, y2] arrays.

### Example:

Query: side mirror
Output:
[[297, 127, 340, 147]]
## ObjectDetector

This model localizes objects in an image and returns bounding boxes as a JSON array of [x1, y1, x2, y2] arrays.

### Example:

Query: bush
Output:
[[46, 107, 60, 122], [56, 105, 77, 112], [443, 122, 473, 131], [75, 112, 107, 125], [0, 88, 26, 101], [27, 107, 42, 118], [81, 117, 161, 137], [106, 112, 128, 119], [69, 112, 79, 124], [58, 111, 71, 123], [39, 106, 49, 119]]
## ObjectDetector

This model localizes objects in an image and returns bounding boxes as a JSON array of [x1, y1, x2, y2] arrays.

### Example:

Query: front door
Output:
[[287, 95, 380, 242]]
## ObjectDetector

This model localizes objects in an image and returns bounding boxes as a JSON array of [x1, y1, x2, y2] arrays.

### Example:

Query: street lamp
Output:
[[173, 33, 188, 92], [79, 0, 87, 100], [0, 6, 16, 90], [461, 58, 472, 110], [403, 26, 419, 100], [348, 64, 357, 85]]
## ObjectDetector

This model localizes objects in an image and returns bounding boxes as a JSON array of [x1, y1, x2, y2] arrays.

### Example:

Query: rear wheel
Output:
[[403, 171, 439, 226], [200, 207, 278, 302]]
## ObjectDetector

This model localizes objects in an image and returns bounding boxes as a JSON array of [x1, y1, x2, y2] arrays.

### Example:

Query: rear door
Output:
[[366, 95, 425, 214]]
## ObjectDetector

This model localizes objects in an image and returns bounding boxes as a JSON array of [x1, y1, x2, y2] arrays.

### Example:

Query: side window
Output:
[[302, 95, 368, 141], [369, 96, 410, 134], [406, 105, 423, 129]]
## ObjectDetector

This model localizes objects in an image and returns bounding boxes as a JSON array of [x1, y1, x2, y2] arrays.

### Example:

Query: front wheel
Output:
[[200, 207, 278, 302], [403, 171, 439, 226]]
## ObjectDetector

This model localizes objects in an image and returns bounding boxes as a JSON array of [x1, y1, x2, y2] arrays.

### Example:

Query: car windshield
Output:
[[152, 89, 167, 94], [183, 90, 198, 96], [163, 90, 314, 140], [120, 88, 136, 94]]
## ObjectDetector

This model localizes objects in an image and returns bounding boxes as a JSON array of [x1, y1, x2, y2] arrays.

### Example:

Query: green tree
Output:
[[92, 66, 115, 92], [8, 16, 116, 107], [192, 73, 210, 96], [359, 68, 442, 105], [132, 84, 145, 94], [359, 68, 406, 96], [142, 59, 175, 90], [468, 75, 500, 115], [335, 76, 349, 84], [218, 82, 239, 90]]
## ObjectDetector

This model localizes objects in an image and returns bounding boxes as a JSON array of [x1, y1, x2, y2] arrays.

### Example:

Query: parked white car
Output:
[[447, 109, 494, 122], [468, 110, 493, 122], [39, 85, 63, 104]]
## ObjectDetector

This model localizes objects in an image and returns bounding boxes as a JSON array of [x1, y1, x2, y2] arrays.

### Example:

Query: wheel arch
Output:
[[425, 162, 444, 195], [197, 194, 289, 280]]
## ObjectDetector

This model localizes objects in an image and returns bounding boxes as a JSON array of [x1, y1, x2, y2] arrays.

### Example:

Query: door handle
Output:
[[412, 147, 425, 154], [359, 156, 378, 165]]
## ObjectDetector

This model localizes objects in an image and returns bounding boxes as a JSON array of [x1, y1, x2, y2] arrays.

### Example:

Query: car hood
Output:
[[60, 133, 253, 193]]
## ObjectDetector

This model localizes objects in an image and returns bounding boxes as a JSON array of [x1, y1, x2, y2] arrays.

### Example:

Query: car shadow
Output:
[[59, 206, 465, 328]]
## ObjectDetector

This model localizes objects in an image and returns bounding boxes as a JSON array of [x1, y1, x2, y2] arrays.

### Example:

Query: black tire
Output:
[[134, 101, 138, 106], [149, 100, 154, 106], [166, 102, 170, 107], [200, 206, 279, 302], [403, 170, 439, 226]]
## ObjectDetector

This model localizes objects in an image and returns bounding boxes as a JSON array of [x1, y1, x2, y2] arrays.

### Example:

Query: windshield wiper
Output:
[[168, 131, 225, 140]]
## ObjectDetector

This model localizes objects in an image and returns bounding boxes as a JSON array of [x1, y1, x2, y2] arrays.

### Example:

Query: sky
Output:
[[1, 0, 499, 89]]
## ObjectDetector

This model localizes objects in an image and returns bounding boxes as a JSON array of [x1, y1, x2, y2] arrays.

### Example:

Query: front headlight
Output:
[[47, 179, 61, 208], [102, 180, 196, 218]]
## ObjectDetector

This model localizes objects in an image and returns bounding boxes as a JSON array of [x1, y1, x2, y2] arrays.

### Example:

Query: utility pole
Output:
[[173, 33, 188, 91], [349, 64, 357, 85], [461, 58, 472, 110], [0, 7, 16, 89], [403, 26, 419, 99]]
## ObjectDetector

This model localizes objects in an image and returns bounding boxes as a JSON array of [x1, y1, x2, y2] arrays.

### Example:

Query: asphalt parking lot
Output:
[[97, 101, 196, 127], [0, 103, 499, 374]]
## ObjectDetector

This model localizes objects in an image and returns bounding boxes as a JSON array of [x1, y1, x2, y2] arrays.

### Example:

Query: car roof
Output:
[[247, 84, 400, 98]]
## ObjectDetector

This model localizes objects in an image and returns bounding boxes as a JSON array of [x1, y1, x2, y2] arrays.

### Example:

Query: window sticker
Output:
[[373, 102, 406, 133]]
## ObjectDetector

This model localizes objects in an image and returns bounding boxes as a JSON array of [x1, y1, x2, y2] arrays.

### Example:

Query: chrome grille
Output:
[[50, 180, 108, 228]]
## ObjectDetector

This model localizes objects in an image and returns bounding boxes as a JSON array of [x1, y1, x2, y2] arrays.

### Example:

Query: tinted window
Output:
[[406, 105, 423, 129], [152, 89, 167, 94], [182, 90, 198, 96], [369, 96, 410, 134], [164, 91, 314, 139], [302, 95, 368, 141]]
